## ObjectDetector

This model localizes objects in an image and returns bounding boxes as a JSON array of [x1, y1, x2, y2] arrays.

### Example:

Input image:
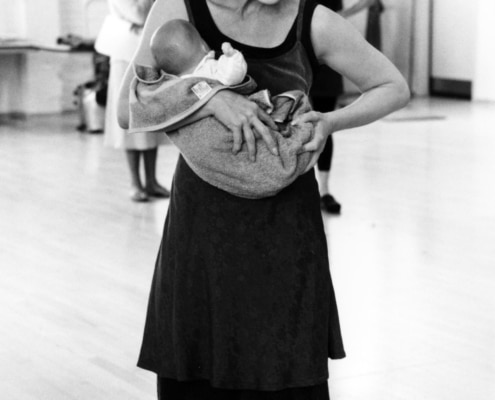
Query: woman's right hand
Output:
[[205, 90, 279, 161]]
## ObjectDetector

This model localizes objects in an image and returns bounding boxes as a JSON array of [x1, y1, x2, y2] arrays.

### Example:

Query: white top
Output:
[[95, 0, 153, 61]]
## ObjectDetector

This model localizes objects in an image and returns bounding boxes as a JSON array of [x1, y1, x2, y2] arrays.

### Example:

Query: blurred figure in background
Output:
[[364, 0, 384, 50], [96, 0, 170, 202], [341, 0, 384, 49], [311, 0, 384, 214]]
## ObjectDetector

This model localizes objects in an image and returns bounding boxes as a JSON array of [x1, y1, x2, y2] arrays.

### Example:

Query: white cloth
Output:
[[95, 14, 140, 61], [95, 0, 153, 61], [104, 59, 166, 150], [96, 0, 164, 150], [184, 49, 248, 86]]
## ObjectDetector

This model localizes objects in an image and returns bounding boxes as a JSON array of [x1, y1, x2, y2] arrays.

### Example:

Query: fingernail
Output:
[[273, 147, 279, 156]]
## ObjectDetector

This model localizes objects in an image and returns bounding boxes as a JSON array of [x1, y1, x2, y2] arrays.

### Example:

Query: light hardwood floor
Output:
[[0, 97, 494, 400]]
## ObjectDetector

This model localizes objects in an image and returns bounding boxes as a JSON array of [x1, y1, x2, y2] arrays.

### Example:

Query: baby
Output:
[[128, 19, 314, 199], [150, 19, 247, 86]]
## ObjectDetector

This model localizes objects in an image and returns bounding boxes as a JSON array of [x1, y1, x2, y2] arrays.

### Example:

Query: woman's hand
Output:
[[292, 111, 335, 173], [206, 90, 279, 161]]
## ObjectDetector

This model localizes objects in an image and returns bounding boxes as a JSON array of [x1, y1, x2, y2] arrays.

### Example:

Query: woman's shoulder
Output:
[[310, 4, 351, 60]]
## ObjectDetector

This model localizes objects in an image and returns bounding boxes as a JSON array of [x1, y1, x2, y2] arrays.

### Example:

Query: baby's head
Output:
[[150, 19, 209, 75]]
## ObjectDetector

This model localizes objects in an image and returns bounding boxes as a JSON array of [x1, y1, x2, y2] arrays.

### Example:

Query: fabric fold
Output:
[[128, 64, 315, 199]]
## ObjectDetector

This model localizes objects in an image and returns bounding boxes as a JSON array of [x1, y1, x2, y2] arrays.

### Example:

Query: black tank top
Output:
[[184, 0, 319, 96]]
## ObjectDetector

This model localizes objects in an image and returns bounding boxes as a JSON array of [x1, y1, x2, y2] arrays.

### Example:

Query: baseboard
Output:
[[0, 111, 28, 120], [430, 78, 472, 99]]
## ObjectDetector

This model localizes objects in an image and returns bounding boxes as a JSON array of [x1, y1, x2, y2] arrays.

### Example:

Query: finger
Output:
[[251, 118, 279, 156], [301, 138, 320, 153], [231, 125, 243, 154], [292, 111, 320, 126], [301, 130, 328, 153], [303, 152, 320, 174], [257, 108, 279, 131], [243, 123, 257, 162]]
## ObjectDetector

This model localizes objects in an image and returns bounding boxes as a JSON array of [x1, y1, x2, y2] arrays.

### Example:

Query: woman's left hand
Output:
[[292, 111, 335, 173]]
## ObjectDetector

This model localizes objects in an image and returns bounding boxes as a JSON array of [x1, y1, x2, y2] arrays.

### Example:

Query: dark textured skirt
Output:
[[157, 377, 330, 400], [138, 156, 345, 393]]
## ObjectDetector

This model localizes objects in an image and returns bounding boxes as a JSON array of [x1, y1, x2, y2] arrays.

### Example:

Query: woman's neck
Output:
[[207, 0, 252, 12], [205, 0, 297, 48], [207, 0, 281, 17]]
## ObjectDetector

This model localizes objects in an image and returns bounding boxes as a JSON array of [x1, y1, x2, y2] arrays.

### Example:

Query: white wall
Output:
[[59, 0, 109, 39], [431, 0, 495, 100], [0, 0, 26, 38], [410, 0, 431, 96], [473, 0, 495, 101], [0, 0, 107, 114], [343, 0, 414, 92], [431, 0, 478, 81]]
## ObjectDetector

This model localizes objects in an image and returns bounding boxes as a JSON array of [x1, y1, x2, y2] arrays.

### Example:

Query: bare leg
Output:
[[126, 150, 149, 202], [316, 170, 331, 196], [312, 96, 342, 214], [143, 148, 170, 198]]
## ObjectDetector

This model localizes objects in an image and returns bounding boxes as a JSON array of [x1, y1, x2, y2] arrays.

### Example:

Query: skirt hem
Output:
[[138, 363, 330, 392]]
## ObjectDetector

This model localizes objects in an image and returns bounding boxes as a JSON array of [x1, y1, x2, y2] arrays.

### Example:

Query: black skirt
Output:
[[138, 156, 345, 393], [157, 377, 330, 400]]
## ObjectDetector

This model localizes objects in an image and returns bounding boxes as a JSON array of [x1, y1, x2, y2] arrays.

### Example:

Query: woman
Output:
[[118, 0, 409, 398], [95, 0, 170, 202]]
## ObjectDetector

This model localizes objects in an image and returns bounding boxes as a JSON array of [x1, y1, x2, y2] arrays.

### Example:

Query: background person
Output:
[[95, 0, 170, 202], [312, 0, 383, 214]]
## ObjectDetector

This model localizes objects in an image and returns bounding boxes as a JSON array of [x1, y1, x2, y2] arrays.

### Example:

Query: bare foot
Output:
[[130, 188, 150, 202], [146, 183, 170, 198]]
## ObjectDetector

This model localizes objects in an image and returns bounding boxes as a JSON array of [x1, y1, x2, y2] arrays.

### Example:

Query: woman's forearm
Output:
[[329, 80, 410, 133], [161, 103, 214, 132]]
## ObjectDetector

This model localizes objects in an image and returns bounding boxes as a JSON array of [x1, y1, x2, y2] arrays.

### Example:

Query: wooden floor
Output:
[[0, 97, 494, 400]]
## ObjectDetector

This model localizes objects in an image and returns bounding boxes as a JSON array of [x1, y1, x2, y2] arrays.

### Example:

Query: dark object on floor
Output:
[[74, 81, 106, 133], [56, 34, 95, 52], [65, 34, 109, 133], [320, 194, 341, 214], [146, 186, 171, 198]]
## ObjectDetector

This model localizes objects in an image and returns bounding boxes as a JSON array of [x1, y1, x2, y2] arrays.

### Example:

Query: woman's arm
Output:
[[339, 0, 375, 19], [160, 91, 278, 158], [295, 5, 409, 170], [313, 5, 409, 129], [117, 0, 188, 129]]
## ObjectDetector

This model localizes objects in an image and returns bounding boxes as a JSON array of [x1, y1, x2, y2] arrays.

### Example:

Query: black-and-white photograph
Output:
[[1, 0, 494, 399]]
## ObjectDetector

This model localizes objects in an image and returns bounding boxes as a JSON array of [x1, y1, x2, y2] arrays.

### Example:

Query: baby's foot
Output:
[[221, 42, 235, 56]]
